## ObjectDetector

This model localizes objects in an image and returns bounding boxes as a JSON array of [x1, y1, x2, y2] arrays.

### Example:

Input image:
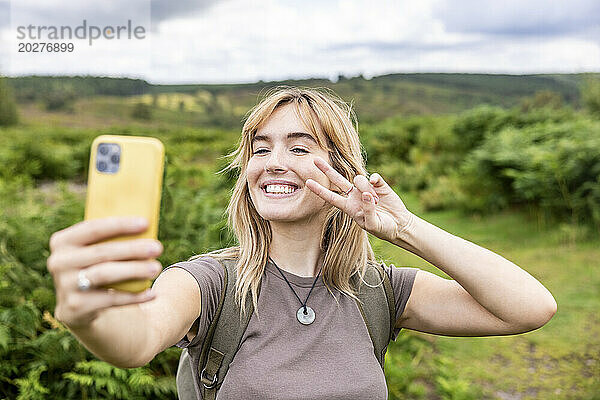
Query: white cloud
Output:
[[1, 0, 598, 82], [434, 0, 600, 35]]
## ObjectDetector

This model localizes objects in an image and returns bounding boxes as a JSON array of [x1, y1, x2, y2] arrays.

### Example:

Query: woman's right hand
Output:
[[46, 216, 163, 330]]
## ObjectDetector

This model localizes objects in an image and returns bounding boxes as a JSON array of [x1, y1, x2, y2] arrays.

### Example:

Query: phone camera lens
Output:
[[111, 154, 120, 164], [98, 161, 107, 171], [99, 145, 109, 155]]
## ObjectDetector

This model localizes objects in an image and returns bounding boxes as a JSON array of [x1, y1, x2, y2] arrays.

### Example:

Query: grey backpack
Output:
[[175, 257, 395, 400]]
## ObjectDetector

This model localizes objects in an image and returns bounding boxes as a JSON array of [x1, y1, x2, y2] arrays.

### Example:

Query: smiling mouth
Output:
[[262, 184, 300, 196]]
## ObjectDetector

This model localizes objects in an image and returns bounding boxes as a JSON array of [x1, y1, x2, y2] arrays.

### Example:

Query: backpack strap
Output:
[[198, 258, 257, 400], [353, 262, 396, 370]]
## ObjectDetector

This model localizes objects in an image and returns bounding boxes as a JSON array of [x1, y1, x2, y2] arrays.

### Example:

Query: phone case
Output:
[[84, 135, 165, 293]]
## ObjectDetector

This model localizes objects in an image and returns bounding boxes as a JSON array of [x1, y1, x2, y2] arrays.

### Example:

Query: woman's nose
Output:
[[264, 148, 288, 173]]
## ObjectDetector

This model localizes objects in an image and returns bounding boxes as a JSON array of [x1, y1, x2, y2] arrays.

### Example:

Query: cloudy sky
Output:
[[1, 0, 599, 83]]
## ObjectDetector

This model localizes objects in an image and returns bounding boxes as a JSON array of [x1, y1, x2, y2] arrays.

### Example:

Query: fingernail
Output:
[[133, 217, 148, 229], [148, 263, 161, 273], [147, 241, 162, 254]]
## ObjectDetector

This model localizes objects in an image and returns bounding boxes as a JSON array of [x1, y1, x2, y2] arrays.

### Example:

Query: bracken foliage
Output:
[[1, 80, 598, 397], [0, 78, 19, 127]]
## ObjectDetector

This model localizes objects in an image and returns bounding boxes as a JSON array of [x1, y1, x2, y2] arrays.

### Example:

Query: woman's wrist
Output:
[[68, 304, 156, 368], [392, 211, 417, 246]]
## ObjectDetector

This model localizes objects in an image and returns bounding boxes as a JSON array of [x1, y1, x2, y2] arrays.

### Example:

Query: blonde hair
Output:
[[189, 86, 379, 316]]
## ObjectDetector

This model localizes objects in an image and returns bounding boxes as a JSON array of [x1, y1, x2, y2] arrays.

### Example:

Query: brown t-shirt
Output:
[[161, 256, 419, 400]]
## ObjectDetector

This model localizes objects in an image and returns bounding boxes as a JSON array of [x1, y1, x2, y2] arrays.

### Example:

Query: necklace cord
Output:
[[269, 256, 322, 315]]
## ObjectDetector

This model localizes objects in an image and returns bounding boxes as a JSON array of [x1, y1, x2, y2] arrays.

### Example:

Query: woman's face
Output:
[[247, 103, 335, 223]]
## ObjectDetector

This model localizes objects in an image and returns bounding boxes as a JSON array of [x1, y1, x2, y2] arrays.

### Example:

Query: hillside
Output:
[[6, 73, 594, 124]]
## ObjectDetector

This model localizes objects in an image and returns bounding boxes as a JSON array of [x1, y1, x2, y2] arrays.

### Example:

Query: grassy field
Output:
[[5, 91, 599, 399], [377, 191, 600, 399]]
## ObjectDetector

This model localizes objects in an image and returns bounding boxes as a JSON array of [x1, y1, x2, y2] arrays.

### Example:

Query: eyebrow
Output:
[[251, 132, 317, 145]]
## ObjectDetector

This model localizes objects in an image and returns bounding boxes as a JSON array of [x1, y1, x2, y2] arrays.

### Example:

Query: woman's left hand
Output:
[[305, 156, 414, 243]]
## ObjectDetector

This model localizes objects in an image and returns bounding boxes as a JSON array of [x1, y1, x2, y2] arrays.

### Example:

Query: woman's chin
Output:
[[261, 213, 300, 223]]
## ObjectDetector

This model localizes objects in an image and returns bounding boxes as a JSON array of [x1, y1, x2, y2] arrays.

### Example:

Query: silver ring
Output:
[[343, 185, 354, 196], [77, 269, 92, 291]]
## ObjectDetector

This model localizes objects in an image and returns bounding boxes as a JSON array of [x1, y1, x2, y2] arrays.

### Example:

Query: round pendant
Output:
[[296, 306, 315, 325]]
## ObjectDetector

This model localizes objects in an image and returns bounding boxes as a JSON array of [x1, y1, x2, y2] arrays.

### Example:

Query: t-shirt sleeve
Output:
[[158, 255, 224, 348], [384, 264, 419, 341]]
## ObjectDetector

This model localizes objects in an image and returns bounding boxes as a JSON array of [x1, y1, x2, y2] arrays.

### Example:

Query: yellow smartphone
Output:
[[84, 135, 165, 293]]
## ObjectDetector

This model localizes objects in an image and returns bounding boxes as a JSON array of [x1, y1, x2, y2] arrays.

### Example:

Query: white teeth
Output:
[[265, 184, 297, 194]]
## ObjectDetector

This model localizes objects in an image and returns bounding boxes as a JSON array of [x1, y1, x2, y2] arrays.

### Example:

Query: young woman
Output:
[[46, 87, 557, 399]]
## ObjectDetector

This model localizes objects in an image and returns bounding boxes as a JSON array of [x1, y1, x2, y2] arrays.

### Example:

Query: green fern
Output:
[[64, 360, 177, 399], [14, 365, 50, 400]]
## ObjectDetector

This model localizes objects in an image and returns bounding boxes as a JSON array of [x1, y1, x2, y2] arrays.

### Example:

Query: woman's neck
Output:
[[268, 218, 325, 278]]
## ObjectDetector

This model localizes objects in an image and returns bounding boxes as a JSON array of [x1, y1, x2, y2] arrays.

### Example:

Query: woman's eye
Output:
[[252, 148, 307, 155]]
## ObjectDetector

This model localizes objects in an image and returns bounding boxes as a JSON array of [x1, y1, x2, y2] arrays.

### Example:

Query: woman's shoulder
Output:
[[377, 260, 419, 323], [359, 260, 420, 298], [173, 246, 239, 270]]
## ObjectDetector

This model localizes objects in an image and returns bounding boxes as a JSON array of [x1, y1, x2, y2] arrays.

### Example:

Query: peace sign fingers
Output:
[[305, 157, 379, 210], [313, 157, 353, 194], [312, 156, 378, 200], [305, 178, 349, 211], [305, 156, 413, 243]]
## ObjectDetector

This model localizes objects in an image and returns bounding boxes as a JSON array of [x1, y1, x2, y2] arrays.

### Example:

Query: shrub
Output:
[[519, 90, 563, 113], [581, 77, 600, 116], [43, 88, 77, 112], [457, 119, 600, 229], [131, 102, 152, 120], [385, 332, 436, 399], [452, 104, 575, 153], [0, 78, 19, 126], [451, 105, 507, 151], [362, 115, 459, 191], [0, 128, 91, 182]]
